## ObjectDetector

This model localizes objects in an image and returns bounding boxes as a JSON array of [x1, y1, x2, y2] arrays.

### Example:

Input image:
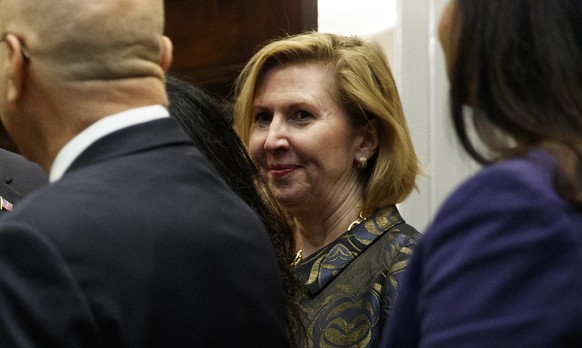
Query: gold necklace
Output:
[[347, 211, 367, 231], [291, 211, 366, 267], [291, 250, 303, 267]]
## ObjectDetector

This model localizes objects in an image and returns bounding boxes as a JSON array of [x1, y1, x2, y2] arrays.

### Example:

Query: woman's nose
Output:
[[264, 120, 290, 152]]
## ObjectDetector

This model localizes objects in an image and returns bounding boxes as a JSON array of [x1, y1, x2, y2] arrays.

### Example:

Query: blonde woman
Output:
[[234, 32, 422, 347]]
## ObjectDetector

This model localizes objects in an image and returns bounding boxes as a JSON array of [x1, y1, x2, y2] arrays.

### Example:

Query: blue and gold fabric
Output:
[[294, 205, 421, 348]]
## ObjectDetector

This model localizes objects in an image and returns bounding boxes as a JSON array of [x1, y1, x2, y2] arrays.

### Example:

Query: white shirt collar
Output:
[[49, 105, 169, 182]]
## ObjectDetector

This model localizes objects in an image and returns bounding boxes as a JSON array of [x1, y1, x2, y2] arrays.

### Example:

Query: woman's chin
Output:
[[273, 194, 307, 213]]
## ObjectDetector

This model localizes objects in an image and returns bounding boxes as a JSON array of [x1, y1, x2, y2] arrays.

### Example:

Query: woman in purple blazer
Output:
[[382, 0, 582, 346]]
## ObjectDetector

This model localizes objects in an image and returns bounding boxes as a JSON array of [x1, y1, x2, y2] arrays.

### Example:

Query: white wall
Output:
[[318, 0, 397, 65], [395, 0, 477, 231], [319, 0, 478, 232]]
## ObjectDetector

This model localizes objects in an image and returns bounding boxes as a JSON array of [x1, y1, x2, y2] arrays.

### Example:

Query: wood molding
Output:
[[165, 0, 318, 98]]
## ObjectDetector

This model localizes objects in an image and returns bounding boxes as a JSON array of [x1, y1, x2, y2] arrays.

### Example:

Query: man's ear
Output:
[[160, 35, 173, 73], [4, 34, 26, 103]]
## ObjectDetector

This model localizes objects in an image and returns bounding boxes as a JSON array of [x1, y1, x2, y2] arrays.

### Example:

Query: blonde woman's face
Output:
[[248, 63, 365, 214]]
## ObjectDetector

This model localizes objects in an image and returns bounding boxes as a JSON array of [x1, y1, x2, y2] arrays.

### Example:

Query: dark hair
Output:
[[165, 75, 303, 345], [450, 0, 582, 206]]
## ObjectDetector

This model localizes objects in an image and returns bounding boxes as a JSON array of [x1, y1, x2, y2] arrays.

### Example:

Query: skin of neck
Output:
[[16, 76, 168, 172], [292, 176, 365, 258]]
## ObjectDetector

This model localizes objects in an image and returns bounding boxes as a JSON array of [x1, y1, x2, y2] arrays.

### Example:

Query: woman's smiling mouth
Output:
[[268, 164, 299, 177]]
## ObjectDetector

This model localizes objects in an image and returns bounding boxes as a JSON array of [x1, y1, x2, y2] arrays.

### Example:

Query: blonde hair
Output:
[[234, 32, 420, 214]]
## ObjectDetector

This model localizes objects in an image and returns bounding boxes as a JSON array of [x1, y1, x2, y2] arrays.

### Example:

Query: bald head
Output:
[[0, 0, 167, 81], [0, 0, 172, 170]]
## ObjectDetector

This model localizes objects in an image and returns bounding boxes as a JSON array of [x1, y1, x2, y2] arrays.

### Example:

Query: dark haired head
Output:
[[165, 75, 303, 345], [447, 0, 582, 205], [166, 75, 244, 187]]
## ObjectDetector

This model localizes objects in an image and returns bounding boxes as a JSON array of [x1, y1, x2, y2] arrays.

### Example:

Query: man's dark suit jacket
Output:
[[0, 148, 47, 210], [381, 151, 582, 347], [0, 118, 290, 347]]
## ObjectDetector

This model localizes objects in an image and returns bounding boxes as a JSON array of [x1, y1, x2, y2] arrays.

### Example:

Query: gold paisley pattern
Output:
[[294, 206, 421, 347]]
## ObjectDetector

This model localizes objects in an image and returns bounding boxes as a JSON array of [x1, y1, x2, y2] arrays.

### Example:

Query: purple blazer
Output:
[[381, 150, 582, 347]]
